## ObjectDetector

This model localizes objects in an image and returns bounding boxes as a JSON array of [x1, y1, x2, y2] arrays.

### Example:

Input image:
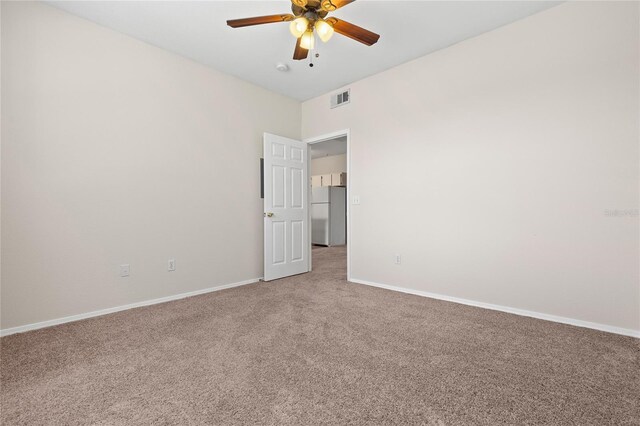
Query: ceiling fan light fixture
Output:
[[300, 30, 315, 50], [315, 19, 334, 42], [289, 17, 309, 38], [226, 1, 380, 62]]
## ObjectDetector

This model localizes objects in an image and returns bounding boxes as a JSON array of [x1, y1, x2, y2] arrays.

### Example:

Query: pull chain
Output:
[[309, 49, 319, 68]]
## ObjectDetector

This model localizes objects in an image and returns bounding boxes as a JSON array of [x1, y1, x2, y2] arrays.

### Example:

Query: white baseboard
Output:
[[349, 278, 640, 338], [4, 276, 637, 339], [0, 278, 261, 337]]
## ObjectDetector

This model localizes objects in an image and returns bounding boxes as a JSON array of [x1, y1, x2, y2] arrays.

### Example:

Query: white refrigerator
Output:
[[311, 187, 346, 246]]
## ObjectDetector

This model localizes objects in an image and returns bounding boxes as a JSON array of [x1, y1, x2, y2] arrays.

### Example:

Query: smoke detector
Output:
[[275, 63, 289, 72]]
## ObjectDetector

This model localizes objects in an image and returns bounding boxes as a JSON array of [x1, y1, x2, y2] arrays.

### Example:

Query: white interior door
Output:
[[263, 133, 309, 281]]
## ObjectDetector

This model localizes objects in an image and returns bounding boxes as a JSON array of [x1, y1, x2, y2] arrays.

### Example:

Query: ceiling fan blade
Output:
[[227, 14, 294, 28], [293, 37, 309, 60], [326, 17, 380, 46], [320, 0, 355, 12]]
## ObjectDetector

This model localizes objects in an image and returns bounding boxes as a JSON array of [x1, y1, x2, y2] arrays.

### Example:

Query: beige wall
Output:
[[1, 2, 300, 330], [311, 154, 347, 176], [302, 2, 640, 332]]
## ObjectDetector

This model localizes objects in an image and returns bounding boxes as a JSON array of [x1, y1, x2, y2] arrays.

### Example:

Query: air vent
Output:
[[330, 89, 350, 109]]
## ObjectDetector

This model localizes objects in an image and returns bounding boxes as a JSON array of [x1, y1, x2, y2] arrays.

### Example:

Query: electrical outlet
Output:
[[168, 258, 176, 272], [394, 255, 401, 265], [120, 264, 130, 277], [352, 195, 360, 205]]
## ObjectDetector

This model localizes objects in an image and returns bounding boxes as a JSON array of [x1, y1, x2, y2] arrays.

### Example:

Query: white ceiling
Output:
[[48, 1, 561, 101], [311, 137, 347, 159]]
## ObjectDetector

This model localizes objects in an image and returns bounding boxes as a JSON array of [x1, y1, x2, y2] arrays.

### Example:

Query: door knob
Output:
[[265, 212, 274, 217]]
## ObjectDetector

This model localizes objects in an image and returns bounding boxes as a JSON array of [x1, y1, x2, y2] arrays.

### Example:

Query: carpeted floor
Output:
[[1, 246, 639, 425]]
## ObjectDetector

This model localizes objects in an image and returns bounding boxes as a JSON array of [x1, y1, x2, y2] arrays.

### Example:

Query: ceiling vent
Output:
[[330, 89, 350, 109]]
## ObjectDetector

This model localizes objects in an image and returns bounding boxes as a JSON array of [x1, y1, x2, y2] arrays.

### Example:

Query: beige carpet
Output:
[[1, 246, 639, 425]]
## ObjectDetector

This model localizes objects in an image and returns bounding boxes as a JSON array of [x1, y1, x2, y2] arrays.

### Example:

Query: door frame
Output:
[[304, 129, 351, 281]]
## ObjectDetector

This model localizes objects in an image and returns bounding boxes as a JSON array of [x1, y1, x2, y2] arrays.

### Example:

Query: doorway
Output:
[[305, 130, 351, 280]]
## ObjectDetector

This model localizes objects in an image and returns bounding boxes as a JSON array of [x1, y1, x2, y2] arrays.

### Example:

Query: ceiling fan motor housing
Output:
[[293, 8, 327, 20], [303, 10, 322, 25]]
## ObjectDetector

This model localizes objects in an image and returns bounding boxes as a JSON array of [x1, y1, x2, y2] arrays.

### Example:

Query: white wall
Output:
[[311, 154, 347, 176], [1, 2, 300, 330], [302, 2, 640, 332]]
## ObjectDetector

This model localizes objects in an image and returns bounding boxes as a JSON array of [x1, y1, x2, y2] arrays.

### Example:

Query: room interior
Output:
[[1, 1, 638, 424], [310, 137, 347, 248]]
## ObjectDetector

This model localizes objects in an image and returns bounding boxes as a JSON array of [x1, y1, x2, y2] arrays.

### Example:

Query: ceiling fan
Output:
[[226, 0, 380, 61]]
